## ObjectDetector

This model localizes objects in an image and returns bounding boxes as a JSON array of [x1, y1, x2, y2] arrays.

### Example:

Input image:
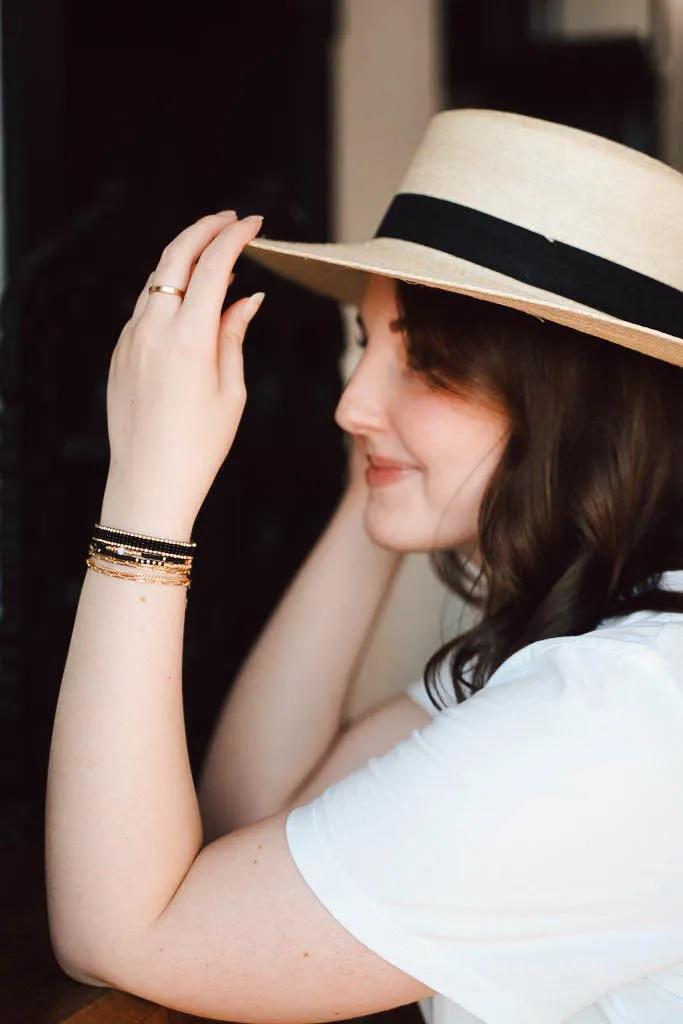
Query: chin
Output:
[[363, 505, 477, 555], [363, 509, 437, 553]]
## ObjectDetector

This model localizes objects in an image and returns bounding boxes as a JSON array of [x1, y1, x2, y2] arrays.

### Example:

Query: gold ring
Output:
[[149, 284, 186, 298]]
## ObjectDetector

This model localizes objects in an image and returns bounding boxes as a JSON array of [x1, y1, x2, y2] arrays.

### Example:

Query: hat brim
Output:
[[245, 235, 683, 368]]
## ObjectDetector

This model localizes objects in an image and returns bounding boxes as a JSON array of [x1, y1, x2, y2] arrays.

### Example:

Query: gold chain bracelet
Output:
[[86, 556, 191, 588]]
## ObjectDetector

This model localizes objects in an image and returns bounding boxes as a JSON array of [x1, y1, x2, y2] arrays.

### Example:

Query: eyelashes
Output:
[[353, 317, 406, 351]]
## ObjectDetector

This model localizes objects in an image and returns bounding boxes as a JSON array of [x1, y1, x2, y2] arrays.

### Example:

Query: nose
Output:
[[334, 351, 390, 437]]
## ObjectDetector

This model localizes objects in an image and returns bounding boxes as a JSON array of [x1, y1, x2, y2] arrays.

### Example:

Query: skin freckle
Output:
[[140, 596, 147, 603], [303, 951, 310, 958]]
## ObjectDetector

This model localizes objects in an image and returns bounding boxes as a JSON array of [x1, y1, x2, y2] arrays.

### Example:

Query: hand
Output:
[[100, 212, 265, 540]]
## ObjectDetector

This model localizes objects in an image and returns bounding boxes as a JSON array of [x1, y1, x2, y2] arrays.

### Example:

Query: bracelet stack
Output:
[[86, 523, 196, 588]]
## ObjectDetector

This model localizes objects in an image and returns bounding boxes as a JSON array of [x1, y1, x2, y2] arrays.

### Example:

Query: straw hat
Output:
[[246, 108, 683, 367]]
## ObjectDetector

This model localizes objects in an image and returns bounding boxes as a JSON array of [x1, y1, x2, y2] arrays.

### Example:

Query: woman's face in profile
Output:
[[335, 275, 509, 554]]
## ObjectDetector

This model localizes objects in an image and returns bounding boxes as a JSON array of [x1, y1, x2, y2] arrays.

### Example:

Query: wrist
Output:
[[100, 478, 197, 543]]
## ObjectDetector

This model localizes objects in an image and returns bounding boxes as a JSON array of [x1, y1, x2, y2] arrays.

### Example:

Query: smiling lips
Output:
[[365, 454, 419, 488]]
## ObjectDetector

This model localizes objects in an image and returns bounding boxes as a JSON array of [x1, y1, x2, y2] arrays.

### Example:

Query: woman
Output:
[[46, 110, 683, 1024]]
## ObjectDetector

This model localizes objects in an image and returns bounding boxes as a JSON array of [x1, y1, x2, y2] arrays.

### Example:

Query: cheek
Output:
[[401, 397, 507, 506], [362, 383, 509, 552]]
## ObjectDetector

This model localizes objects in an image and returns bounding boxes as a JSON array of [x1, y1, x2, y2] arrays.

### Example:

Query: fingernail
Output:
[[242, 291, 265, 324], [220, 210, 237, 219], [228, 272, 236, 286], [242, 214, 264, 228]]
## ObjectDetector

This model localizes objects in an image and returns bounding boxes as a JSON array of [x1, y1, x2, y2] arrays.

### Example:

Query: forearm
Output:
[[46, 211, 276, 975], [198, 489, 403, 838], [46, 564, 201, 975]]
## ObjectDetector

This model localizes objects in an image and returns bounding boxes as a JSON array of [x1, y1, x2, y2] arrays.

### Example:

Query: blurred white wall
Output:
[[551, 0, 651, 37], [334, 0, 441, 244], [655, 0, 683, 171], [333, 0, 466, 720], [544, 0, 683, 173]]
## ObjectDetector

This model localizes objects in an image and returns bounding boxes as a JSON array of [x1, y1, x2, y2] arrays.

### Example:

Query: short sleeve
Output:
[[285, 636, 683, 1024]]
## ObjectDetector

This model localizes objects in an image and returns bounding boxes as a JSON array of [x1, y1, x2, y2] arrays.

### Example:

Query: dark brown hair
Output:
[[395, 281, 683, 707]]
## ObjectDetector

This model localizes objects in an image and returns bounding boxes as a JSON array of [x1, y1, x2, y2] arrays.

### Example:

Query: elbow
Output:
[[51, 940, 110, 988], [48, 920, 111, 988]]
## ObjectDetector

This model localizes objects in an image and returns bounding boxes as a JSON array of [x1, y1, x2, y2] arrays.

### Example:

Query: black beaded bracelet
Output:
[[93, 523, 196, 558], [89, 539, 193, 568]]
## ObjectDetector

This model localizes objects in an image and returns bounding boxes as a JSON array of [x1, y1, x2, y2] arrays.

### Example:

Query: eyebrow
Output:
[[355, 313, 405, 333]]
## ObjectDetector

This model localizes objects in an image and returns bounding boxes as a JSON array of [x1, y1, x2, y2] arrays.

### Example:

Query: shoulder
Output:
[[424, 609, 683, 781], [406, 606, 683, 729], [487, 606, 683, 695], [402, 608, 683, 766]]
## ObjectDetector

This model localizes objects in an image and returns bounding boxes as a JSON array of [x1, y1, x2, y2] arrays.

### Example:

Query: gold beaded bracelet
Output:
[[88, 550, 192, 577], [87, 544, 193, 573], [91, 537, 194, 559]]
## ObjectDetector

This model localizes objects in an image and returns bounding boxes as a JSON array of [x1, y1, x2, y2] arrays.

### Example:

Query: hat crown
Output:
[[397, 109, 683, 291], [245, 107, 683, 368]]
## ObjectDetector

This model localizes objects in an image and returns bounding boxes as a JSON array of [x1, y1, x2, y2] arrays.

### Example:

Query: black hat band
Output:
[[375, 192, 683, 338]]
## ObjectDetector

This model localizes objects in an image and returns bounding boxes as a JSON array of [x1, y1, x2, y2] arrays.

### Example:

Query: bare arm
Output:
[[285, 690, 431, 809], [47, 212, 268, 974], [45, 215, 437, 1014], [198, 465, 404, 839]]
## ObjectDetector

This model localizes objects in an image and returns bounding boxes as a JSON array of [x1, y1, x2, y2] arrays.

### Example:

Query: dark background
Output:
[[0, 0, 346, 854], [0, 0, 661, 1018], [444, 0, 657, 153]]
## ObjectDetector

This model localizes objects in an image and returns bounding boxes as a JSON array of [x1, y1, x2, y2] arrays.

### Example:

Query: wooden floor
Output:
[[0, 842, 424, 1024]]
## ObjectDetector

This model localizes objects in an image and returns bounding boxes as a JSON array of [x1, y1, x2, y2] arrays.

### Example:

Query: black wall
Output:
[[0, 0, 346, 850], [442, 0, 659, 155]]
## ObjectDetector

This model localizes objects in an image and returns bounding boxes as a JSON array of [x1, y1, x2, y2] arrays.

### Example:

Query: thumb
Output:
[[217, 291, 265, 386]]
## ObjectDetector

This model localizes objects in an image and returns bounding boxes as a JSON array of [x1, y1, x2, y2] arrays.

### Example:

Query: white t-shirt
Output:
[[285, 571, 683, 1024]]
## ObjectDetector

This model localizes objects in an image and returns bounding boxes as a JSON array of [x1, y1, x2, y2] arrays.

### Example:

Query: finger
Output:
[[130, 273, 155, 327], [217, 292, 265, 387], [181, 215, 263, 328], [143, 270, 235, 327], [144, 211, 238, 323]]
